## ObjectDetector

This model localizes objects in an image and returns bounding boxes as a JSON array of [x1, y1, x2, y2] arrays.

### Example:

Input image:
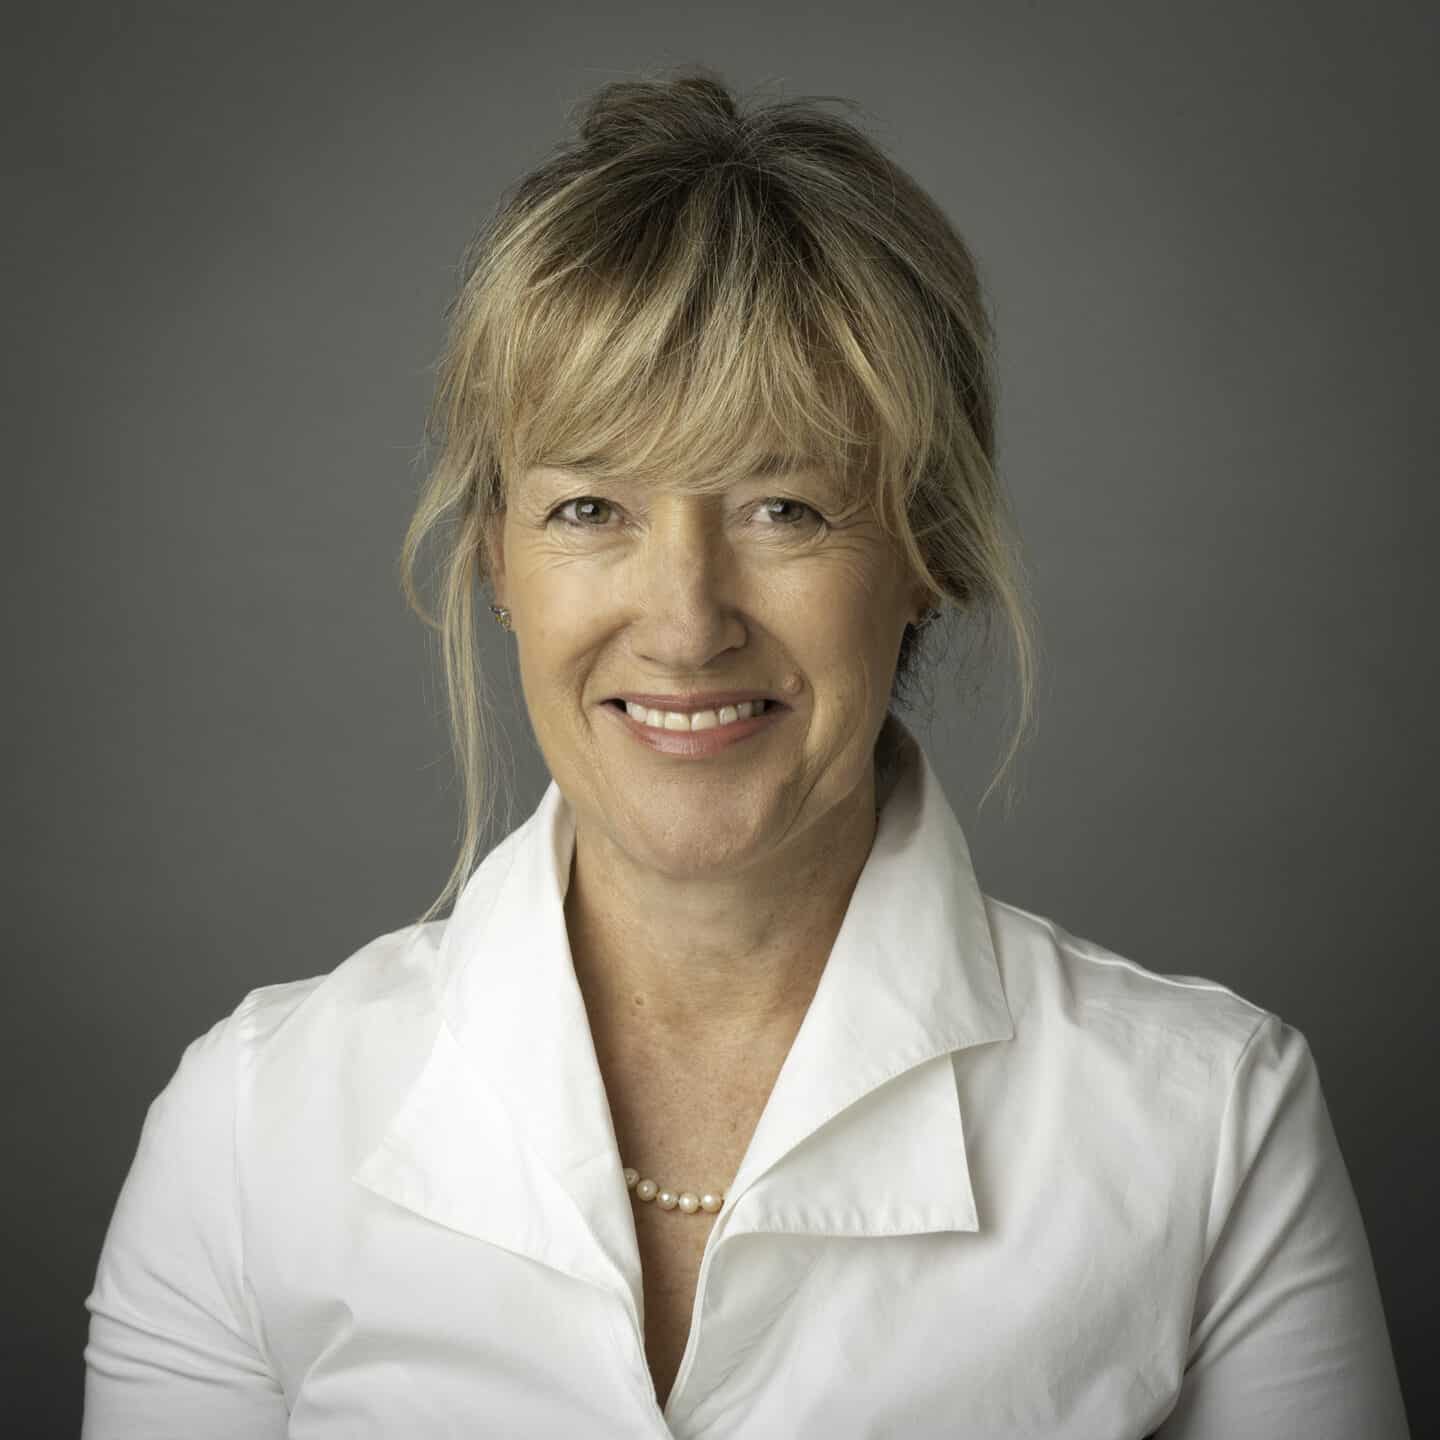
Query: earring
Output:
[[490, 604, 512, 630]]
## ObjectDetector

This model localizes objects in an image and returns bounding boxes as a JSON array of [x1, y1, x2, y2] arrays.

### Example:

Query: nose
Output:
[[628, 496, 745, 670]]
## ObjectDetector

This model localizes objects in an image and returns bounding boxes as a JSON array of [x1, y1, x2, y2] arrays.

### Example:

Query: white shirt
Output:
[[83, 716, 1410, 1438]]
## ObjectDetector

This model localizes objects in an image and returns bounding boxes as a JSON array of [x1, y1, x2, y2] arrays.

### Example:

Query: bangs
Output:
[[487, 165, 896, 511]]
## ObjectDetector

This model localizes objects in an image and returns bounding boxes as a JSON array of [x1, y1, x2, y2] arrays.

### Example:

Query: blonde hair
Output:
[[399, 66, 1041, 923]]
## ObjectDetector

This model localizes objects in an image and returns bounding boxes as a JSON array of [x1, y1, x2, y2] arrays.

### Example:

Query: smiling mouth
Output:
[[604, 697, 781, 732]]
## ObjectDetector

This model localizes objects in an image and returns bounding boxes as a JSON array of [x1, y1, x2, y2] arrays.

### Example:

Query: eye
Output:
[[754, 496, 825, 528], [548, 496, 616, 528]]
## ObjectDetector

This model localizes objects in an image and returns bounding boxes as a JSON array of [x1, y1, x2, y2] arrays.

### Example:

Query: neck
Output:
[[565, 765, 884, 1061]]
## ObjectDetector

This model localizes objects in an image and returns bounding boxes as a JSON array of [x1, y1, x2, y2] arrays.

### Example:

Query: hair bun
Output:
[[575, 67, 741, 148]]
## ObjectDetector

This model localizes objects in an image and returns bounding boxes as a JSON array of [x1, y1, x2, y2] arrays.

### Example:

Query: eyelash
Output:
[[547, 496, 826, 532]]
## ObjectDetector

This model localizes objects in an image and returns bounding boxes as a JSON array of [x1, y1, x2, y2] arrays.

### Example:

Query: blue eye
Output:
[[549, 497, 614, 528]]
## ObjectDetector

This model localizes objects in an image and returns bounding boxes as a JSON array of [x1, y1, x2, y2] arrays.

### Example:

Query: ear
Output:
[[480, 513, 506, 602], [907, 576, 935, 626]]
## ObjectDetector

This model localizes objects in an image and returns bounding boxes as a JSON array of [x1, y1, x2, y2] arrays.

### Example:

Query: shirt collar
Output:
[[354, 712, 1015, 1319]]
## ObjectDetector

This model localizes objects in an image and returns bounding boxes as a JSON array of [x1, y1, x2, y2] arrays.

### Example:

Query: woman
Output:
[[82, 69, 1409, 1438]]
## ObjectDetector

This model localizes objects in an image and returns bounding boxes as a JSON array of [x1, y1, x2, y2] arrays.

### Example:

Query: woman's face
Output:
[[487, 460, 930, 879]]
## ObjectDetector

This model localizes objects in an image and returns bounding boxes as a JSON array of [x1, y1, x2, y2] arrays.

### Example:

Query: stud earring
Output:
[[490, 605, 512, 630]]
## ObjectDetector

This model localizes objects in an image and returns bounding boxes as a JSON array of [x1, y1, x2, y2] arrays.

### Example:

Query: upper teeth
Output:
[[625, 700, 765, 730]]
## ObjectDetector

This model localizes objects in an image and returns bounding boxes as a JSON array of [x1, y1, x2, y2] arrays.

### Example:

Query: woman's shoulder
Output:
[[976, 894, 1335, 1237], [141, 919, 453, 1144], [981, 892, 1279, 1085], [137, 919, 456, 1187], [231, 918, 449, 1050]]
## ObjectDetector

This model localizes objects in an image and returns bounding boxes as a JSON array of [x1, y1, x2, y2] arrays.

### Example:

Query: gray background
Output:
[[6, 2, 1435, 1434]]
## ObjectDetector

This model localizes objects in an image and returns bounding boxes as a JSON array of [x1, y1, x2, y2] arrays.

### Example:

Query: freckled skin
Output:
[[485, 468, 931, 1046]]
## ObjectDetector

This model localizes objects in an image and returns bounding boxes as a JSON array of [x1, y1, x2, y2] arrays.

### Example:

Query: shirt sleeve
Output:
[[82, 1003, 290, 1438], [1154, 1011, 1410, 1439]]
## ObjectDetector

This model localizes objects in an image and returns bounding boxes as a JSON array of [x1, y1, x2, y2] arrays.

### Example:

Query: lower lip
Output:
[[601, 701, 789, 757]]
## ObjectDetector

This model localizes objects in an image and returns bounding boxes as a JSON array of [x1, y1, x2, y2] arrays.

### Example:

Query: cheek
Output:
[[790, 576, 897, 669], [788, 593, 901, 723], [512, 629, 582, 734], [517, 635, 587, 713], [513, 570, 609, 678]]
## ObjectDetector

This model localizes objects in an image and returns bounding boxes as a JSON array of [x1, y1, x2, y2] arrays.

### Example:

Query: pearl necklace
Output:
[[623, 1166, 724, 1215]]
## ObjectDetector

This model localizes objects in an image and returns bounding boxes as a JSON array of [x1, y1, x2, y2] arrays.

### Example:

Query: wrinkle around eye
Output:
[[750, 499, 834, 545]]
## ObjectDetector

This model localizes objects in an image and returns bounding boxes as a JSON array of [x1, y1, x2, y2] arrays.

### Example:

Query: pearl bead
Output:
[[622, 1162, 725, 1215]]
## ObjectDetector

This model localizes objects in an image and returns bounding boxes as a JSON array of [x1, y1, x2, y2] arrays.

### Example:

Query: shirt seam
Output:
[[987, 896, 1271, 1018], [1184, 1007, 1277, 1361], [230, 987, 286, 1387]]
